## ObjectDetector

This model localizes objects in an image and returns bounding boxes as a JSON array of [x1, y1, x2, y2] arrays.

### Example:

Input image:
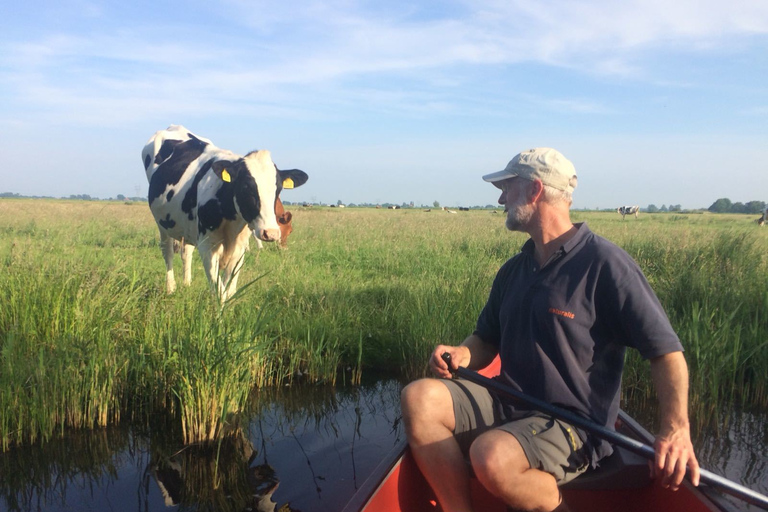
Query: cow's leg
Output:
[[199, 245, 226, 301], [181, 242, 195, 286], [160, 232, 176, 294], [220, 246, 247, 301]]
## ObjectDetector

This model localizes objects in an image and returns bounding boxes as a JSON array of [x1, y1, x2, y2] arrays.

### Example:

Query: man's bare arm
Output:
[[650, 351, 700, 490]]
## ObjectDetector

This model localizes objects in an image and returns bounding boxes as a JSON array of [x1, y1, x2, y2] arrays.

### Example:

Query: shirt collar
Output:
[[520, 222, 591, 257]]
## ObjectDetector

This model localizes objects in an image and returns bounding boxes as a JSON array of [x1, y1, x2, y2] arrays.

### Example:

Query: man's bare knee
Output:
[[469, 430, 528, 489], [470, 430, 561, 510], [401, 379, 454, 432]]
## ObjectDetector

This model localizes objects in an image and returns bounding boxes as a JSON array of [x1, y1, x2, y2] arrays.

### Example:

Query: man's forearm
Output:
[[650, 351, 690, 431], [649, 350, 700, 488], [460, 334, 499, 371]]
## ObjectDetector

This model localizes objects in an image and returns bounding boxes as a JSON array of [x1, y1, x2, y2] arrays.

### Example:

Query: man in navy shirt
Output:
[[401, 148, 700, 512]]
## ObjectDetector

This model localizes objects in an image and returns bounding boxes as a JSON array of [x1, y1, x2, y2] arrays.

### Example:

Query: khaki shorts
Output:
[[443, 378, 590, 484]]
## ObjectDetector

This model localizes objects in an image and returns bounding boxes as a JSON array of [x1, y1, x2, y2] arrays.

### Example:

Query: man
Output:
[[400, 148, 699, 512]]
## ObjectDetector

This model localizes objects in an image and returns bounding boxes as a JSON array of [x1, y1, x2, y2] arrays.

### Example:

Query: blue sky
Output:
[[1, 0, 767, 209]]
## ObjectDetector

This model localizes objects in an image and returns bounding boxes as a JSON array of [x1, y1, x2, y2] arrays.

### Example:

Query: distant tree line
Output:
[[1, 192, 146, 202], [707, 198, 766, 214], [4, 192, 763, 214], [645, 204, 683, 213]]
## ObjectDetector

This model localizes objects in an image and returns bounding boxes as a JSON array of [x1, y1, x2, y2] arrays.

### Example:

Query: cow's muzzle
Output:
[[256, 228, 281, 242]]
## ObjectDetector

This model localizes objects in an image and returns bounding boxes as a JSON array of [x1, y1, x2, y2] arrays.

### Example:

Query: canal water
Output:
[[0, 377, 765, 512]]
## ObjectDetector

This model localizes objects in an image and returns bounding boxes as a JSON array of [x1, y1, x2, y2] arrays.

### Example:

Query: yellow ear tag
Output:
[[221, 169, 231, 183], [283, 177, 294, 189]]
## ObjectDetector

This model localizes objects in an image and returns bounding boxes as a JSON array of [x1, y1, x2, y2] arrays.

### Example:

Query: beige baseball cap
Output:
[[482, 147, 577, 193]]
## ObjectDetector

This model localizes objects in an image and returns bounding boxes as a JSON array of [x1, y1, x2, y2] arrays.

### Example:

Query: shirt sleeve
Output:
[[473, 257, 519, 348], [598, 252, 684, 359]]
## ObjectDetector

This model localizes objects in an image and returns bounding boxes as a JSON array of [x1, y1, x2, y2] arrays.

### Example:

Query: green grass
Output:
[[1, 199, 766, 449]]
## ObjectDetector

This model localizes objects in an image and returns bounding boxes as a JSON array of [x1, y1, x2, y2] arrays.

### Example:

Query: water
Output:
[[0, 379, 766, 512], [0, 376, 405, 512], [624, 393, 768, 512]]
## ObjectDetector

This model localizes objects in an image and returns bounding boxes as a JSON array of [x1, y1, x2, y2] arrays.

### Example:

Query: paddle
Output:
[[441, 353, 768, 510]]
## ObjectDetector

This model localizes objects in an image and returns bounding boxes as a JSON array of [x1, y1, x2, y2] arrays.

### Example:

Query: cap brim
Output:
[[482, 170, 516, 183]]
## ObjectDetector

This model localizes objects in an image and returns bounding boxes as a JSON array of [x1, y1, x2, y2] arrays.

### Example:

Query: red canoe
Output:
[[343, 358, 736, 512]]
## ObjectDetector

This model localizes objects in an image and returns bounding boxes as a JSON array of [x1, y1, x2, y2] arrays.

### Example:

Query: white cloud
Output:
[[3, 0, 766, 123]]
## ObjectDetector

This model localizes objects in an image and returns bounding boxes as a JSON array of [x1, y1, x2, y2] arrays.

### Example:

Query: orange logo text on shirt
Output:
[[549, 307, 575, 320]]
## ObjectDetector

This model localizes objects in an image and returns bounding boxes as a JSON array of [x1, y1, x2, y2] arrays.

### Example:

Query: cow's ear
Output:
[[280, 169, 308, 189], [278, 211, 292, 224], [212, 160, 238, 183]]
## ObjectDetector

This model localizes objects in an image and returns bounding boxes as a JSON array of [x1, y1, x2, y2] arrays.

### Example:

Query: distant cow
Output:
[[758, 207, 767, 226], [254, 198, 293, 249], [142, 125, 308, 300], [617, 205, 639, 219]]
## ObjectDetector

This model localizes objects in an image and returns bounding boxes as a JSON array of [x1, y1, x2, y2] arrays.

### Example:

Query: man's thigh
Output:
[[442, 378, 500, 453], [443, 379, 589, 484], [498, 414, 590, 484]]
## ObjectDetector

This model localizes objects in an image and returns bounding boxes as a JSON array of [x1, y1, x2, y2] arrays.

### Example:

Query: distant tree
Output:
[[117, 194, 126, 201], [708, 198, 732, 213], [745, 201, 767, 214], [669, 204, 682, 212], [646, 204, 659, 213], [732, 202, 746, 214], [660, 204, 668, 212], [433, 200, 440, 208], [337, 199, 343, 206]]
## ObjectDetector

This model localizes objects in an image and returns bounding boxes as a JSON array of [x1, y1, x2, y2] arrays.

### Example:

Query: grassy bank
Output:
[[1, 199, 766, 450]]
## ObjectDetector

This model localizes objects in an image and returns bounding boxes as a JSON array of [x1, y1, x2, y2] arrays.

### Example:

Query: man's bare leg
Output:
[[470, 430, 565, 512], [401, 379, 474, 512]]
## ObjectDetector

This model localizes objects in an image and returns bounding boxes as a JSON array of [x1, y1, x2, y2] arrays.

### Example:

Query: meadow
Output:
[[1, 199, 766, 451]]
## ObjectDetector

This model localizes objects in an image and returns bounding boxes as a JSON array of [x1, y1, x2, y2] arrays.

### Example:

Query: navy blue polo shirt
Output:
[[474, 223, 683, 464]]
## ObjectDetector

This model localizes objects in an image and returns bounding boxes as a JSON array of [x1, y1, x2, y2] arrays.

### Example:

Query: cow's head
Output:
[[274, 198, 293, 248], [211, 150, 307, 242]]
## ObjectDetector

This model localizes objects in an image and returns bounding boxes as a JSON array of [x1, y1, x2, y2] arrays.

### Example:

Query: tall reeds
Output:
[[1, 199, 766, 451]]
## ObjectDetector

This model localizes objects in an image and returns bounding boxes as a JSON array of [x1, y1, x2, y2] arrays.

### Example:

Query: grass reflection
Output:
[[0, 377, 404, 512]]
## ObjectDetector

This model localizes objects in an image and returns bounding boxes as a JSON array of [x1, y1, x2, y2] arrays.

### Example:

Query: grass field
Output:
[[1, 199, 766, 450]]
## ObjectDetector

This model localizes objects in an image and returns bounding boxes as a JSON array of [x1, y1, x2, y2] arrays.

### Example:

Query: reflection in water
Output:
[[0, 427, 134, 512], [0, 378, 764, 512], [149, 432, 281, 511], [0, 376, 404, 512]]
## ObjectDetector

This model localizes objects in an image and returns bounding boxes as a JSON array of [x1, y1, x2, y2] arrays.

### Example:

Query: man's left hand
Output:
[[652, 425, 700, 490]]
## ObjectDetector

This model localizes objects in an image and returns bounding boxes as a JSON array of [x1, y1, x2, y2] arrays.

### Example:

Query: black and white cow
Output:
[[758, 207, 767, 227], [142, 125, 308, 300], [617, 205, 639, 219]]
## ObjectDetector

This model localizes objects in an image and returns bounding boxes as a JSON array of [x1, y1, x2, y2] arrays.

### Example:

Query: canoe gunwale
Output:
[[340, 436, 409, 512]]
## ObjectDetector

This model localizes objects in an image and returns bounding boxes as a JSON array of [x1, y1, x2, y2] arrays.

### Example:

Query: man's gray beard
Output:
[[505, 202, 533, 232]]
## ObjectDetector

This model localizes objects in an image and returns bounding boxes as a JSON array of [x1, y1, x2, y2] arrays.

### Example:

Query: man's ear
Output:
[[211, 160, 238, 183], [528, 179, 544, 203]]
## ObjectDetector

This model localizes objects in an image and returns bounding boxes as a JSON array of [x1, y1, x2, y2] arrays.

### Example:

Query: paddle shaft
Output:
[[441, 353, 768, 510]]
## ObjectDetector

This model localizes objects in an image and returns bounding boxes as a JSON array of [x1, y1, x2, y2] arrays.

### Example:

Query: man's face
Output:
[[497, 177, 533, 232]]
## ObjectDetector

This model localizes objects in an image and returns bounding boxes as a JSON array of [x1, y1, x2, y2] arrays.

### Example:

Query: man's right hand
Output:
[[429, 345, 471, 379]]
